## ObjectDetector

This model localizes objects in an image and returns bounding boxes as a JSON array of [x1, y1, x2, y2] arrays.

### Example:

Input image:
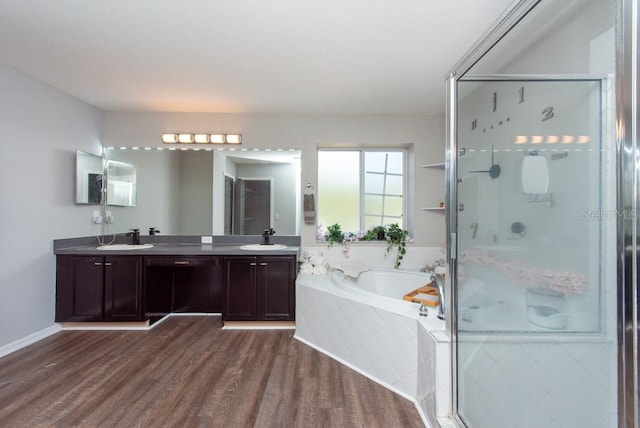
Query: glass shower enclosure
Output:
[[446, 0, 624, 427]]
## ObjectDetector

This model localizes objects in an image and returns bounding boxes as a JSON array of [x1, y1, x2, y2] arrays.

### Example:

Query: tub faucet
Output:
[[430, 272, 446, 321], [418, 303, 428, 317], [262, 228, 275, 245]]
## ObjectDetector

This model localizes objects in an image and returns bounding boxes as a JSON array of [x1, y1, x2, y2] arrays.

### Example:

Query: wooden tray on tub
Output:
[[403, 283, 440, 307]]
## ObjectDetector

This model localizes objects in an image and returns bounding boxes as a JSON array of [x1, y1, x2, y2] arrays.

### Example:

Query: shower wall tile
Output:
[[458, 338, 617, 428]]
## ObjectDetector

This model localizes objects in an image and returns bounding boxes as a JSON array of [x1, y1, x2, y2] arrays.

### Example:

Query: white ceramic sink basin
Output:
[[96, 244, 154, 250], [240, 244, 287, 251]]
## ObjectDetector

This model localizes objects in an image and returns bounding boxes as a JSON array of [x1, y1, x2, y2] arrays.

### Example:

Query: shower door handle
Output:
[[450, 232, 456, 260]]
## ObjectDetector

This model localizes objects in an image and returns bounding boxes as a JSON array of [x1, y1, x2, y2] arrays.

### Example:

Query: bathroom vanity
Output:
[[54, 236, 299, 324]]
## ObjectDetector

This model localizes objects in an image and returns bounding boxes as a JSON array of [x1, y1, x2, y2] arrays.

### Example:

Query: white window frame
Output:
[[318, 148, 408, 234]]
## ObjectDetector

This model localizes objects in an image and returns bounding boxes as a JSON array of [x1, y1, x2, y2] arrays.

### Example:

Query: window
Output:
[[318, 149, 406, 235]]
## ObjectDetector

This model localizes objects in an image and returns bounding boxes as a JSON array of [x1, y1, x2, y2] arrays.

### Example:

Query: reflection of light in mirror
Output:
[[531, 135, 544, 144], [515, 136, 528, 144], [512, 135, 589, 145], [546, 135, 560, 144]]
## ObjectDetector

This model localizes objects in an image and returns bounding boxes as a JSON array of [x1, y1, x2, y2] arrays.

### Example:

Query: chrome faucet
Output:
[[430, 271, 446, 321]]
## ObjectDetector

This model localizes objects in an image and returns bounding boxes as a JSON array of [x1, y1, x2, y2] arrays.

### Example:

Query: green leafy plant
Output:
[[385, 223, 409, 269], [325, 223, 345, 246], [364, 225, 387, 241]]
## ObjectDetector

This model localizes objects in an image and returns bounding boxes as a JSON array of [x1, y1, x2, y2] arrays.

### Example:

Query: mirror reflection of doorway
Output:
[[234, 178, 273, 235], [224, 175, 234, 235]]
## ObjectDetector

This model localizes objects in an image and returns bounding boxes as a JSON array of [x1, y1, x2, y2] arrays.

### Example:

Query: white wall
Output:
[[0, 62, 104, 348], [103, 112, 446, 247]]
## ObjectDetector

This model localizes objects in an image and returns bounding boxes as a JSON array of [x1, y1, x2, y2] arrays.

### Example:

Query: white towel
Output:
[[309, 255, 327, 267], [299, 262, 314, 275], [312, 264, 328, 275]]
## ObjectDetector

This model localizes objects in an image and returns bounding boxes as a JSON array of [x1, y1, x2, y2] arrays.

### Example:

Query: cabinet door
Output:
[[257, 256, 296, 320], [56, 256, 103, 322], [104, 256, 143, 321], [223, 256, 257, 321]]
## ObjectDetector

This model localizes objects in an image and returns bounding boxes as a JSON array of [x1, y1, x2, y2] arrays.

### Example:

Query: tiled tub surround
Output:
[[295, 270, 450, 428]]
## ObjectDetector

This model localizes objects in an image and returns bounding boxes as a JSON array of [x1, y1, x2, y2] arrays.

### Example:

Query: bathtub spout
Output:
[[430, 272, 446, 320]]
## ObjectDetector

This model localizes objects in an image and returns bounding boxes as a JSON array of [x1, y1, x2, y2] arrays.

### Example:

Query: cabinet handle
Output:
[[250, 262, 257, 266], [94, 262, 102, 266], [260, 263, 267, 266], [174, 261, 190, 265], [104, 262, 112, 266]]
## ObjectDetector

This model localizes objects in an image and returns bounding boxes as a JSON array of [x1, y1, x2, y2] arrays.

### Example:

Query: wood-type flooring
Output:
[[0, 316, 424, 427]]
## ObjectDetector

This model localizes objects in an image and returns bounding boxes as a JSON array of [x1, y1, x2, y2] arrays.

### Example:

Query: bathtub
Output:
[[331, 268, 435, 301], [295, 268, 449, 427]]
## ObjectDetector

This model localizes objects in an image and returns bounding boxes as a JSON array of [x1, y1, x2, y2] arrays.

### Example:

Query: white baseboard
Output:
[[0, 324, 62, 359]]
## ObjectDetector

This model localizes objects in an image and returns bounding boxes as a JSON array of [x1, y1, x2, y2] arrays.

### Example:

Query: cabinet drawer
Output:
[[145, 256, 216, 267]]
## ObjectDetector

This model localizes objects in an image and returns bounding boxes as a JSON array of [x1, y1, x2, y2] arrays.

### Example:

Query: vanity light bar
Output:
[[161, 133, 242, 145]]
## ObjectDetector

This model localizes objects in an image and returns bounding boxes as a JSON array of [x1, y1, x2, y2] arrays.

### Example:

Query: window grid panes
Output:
[[318, 149, 405, 235]]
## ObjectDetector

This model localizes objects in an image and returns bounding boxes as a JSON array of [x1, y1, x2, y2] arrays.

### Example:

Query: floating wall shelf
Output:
[[421, 162, 445, 169], [422, 161, 446, 211]]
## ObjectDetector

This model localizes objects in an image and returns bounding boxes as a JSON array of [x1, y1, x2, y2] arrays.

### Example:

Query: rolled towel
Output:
[[303, 250, 323, 261], [312, 264, 328, 275], [299, 262, 314, 275], [309, 255, 327, 267]]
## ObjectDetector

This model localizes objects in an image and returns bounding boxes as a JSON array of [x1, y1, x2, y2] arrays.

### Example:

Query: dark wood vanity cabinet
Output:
[[144, 256, 223, 317], [223, 255, 296, 321], [56, 255, 143, 322]]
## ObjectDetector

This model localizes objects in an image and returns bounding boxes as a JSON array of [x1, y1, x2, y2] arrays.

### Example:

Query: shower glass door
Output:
[[449, 1, 618, 427]]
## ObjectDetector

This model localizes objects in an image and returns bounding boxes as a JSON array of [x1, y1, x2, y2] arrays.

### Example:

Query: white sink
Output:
[[240, 244, 287, 251], [96, 244, 154, 250]]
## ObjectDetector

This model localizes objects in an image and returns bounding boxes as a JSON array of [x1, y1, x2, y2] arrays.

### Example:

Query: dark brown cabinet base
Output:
[[56, 253, 295, 324], [56, 256, 142, 322], [223, 255, 296, 321]]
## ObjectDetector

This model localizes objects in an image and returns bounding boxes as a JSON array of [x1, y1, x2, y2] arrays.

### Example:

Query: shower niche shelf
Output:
[[421, 162, 445, 169], [422, 161, 446, 212]]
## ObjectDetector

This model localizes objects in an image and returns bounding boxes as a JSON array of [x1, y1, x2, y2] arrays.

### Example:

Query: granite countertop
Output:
[[53, 235, 301, 257]]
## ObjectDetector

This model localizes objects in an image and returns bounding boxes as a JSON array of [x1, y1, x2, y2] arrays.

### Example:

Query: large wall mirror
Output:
[[104, 148, 301, 236], [76, 150, 104, 204]]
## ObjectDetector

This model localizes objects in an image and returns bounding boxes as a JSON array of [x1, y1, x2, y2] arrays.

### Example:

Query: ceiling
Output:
[[0, 0, 514, 115]]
